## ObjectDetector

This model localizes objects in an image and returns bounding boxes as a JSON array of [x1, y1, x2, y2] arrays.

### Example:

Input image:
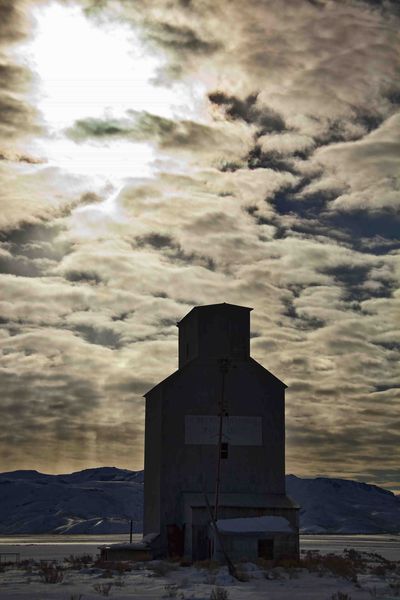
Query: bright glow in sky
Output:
[[18, 2, 201, 186], [28, 3, 175, 127]]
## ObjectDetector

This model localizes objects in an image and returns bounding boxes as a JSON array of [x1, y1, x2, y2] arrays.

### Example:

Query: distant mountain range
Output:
[[0, 467, 143, 535], [286, 475, 400, 534], [0, 467, 399, 535]]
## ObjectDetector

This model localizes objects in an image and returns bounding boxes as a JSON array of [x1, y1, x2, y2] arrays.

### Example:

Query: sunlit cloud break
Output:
[[14, 2, 207, 185]]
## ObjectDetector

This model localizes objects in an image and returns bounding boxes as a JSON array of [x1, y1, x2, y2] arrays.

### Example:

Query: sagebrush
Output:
[[210, 587, 229, 600], [39, 562, 64, 584]]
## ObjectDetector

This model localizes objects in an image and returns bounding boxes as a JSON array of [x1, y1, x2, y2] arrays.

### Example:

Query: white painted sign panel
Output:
[[185, 415, 262, 446]]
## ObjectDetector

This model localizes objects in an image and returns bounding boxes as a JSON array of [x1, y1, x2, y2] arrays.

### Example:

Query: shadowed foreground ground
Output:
[[1, 548, 400, 599]]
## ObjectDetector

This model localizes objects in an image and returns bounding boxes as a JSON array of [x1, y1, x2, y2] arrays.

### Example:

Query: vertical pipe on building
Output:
[[213, 358, 230, 522]]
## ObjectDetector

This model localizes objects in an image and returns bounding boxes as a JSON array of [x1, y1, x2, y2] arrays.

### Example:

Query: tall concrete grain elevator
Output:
[[143, 303, 299, 561]]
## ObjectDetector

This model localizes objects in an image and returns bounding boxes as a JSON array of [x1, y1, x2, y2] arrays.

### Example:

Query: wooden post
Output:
[[129, 519, 133, 543], [204, 493, 241, 580]]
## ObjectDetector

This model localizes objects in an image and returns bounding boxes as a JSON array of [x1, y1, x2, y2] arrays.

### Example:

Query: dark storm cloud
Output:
[[85, 0, 223, 77], [104, 374, 154, 396], [0, 162, 105, 231], [257, 173, 399, 255], [0, 221, 69, 259], [0, 0, 31, 45], [0, 251, 48, 277], [0, 221, 70, 277], [65, 270, 103, 284], [0, 62, 31, 90], [145, 21, 220, 55], [66, 111, 239, 153], [72, 323, 122, 349], [136, 232, 216, 270], [321, 264, 372, 303], [265, 178, 333, 217], [308, 115, 400, 213], [66, 117, 131, 139], [0, 87, 41, 140], [0, 2, 43, 142], [208, 91, 286, 134], [313, 116, 369, 147], [0, 150, 44, 164], [287, 412, 400, 475], [0, 369, 100, 417], [247, 145, 299, 175], [136, 232, 175, 249], [0, 339, 146, 471]]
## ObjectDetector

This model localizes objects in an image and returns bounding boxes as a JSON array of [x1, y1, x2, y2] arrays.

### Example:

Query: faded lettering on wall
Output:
[[185, 415, 263, 446]]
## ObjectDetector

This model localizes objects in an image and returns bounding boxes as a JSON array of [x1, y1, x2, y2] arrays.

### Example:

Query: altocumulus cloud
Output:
[[0, 0, 399, 490]]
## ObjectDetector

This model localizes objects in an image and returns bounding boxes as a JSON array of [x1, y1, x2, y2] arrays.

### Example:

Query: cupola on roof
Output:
[[177, 303, 253, 367]]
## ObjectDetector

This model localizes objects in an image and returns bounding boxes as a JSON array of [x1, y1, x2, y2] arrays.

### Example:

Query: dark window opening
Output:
[[220, 442, 228, 459], [258, 539, 274, 560], [186, 343, 189, 358]]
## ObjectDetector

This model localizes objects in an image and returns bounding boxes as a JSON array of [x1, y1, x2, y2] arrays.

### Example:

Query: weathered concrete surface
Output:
[[143, 303, 299, 560]]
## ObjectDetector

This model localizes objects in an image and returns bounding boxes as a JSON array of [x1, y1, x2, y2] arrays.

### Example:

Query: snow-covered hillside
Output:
[[286, 475, 400, 534], [1, 467, 399, 534], [0, 467, 143, 535]]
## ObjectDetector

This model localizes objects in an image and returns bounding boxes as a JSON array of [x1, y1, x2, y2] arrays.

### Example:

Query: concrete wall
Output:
[[143, 385, 162, 538], [214, 532, 299, 562], [178, 309, 199, 368], [184, 503, 298, 561], [273, 533, 299, 560], [178, 304, 251, 367], [144, 357, 287, 555], [220, 535, 257, 561], [160, 358, 285, 502]]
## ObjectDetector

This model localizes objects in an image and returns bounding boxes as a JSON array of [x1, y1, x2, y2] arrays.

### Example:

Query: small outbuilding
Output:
[[211, 515, 297, 561]]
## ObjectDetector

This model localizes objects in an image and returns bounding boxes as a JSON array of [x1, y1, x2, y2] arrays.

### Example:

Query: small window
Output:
[[220, 442, 228, 459]]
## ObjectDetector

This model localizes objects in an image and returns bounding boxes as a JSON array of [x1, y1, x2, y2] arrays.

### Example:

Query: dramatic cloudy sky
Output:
[[0, 0, 399, 490]]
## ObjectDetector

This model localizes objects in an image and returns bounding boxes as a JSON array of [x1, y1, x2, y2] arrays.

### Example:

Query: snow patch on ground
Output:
[[1, 549, 399, 600]]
